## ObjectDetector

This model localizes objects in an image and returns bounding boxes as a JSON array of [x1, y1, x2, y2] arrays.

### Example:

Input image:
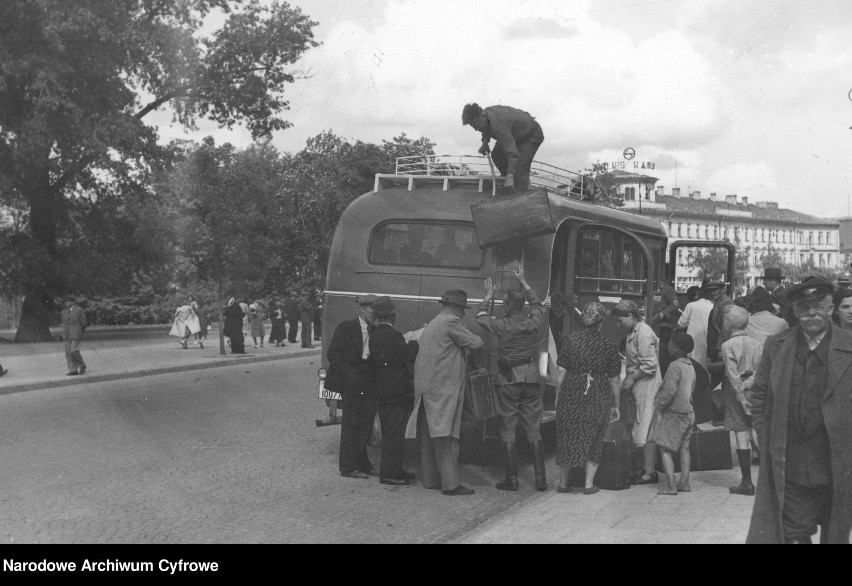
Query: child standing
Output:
[[720, 305, 764, 496], [650, 332, 696, 495]]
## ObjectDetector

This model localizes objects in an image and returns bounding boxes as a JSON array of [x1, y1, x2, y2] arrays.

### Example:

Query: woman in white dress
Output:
[[677, 286, 714, 370], [170, 302, 202, 349]]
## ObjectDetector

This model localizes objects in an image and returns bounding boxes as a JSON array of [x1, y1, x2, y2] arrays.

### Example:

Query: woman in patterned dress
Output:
[[556, 302, 622, 494]]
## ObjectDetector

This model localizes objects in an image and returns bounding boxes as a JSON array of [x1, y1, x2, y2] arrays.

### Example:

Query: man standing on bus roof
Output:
[[476, 265, 547, 492], [404, 290, 484, 496], [329, 294, 379, 479], [462, 103, 544, 193]]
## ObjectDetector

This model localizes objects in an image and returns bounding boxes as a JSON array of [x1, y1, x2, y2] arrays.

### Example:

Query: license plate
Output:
[[318, 379, 342, 401]]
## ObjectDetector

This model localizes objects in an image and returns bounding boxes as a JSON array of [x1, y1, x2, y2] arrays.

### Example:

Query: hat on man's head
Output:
[[611, 299, 641, 318], [357, 294, 379, 306], [440, 289, 470, 309], [701, 281, 726, 293], [670, 332, 695, 355], [762, 267, 784, 282], [373, 296, 396, 318], [462, 103, 483, 126], [788, 276, 835, 306]]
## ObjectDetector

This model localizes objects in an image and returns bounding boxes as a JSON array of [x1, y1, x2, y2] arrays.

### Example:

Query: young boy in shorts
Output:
[[720, 305, 763, 496], [650, 332, 696, 495]]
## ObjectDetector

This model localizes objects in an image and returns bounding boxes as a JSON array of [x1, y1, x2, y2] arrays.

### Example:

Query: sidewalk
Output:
[[458, 464, 758, 544], [0, 325, 321, 395]]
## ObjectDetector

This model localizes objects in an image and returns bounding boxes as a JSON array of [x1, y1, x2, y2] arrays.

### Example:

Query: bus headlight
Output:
[[318, 368, 327, 380]]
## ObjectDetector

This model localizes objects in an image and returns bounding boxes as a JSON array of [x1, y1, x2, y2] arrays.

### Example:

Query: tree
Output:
[[0, 0, 318, 341]]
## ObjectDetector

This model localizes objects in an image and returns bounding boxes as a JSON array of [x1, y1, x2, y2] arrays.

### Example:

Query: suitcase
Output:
[[656, 427, 733, 473], [569, 439, 633, 491], [469, 188, 555, 249], [463, 368, 497, 421]]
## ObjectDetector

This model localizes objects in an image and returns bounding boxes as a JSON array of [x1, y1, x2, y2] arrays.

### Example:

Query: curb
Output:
[[0, 348, 321, 396]]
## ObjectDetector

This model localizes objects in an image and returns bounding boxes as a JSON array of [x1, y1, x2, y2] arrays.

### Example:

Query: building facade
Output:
[[605, 171, 841, 290]]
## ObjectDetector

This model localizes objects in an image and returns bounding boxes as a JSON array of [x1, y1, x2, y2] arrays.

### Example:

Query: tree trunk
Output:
[[14, 288, 55, 342]]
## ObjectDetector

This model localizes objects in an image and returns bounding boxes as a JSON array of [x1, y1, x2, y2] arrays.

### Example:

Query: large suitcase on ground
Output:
[[569, 439, 633, 491], [469, 188, 555, 249], [657, 427, 732, 473]]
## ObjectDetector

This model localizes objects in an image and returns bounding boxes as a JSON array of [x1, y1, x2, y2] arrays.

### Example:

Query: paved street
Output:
[[0, 355, 541, 544]]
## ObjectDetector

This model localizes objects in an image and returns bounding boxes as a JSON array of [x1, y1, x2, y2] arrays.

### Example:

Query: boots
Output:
[[532, 440, 547, 491], [495, 442, 519, 491]]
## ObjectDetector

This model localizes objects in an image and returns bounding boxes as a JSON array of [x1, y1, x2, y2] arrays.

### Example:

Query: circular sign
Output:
[[848, 88, 852, 102], [623, 147, 635, 160]]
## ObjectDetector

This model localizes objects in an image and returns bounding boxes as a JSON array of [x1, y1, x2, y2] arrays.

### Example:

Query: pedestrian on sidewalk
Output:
[[747, 277, 852, 544], [649, 332, 696, 496], [223, 297, 246, 354], [269, 307, 287, 347], [170, 300, 201, 349], [369, 296, 417, 485], [613, 299, 662, 485], [555, 302, 621, 495], [192, 296, 210, 345], [329, 294, 379, 479], [299, 291, 316, 348], [475, 265, 548, 492], [313, 286, 323, 341], [284, 291, 300, 344], [249, 300, 266, 348], [61, 296, 88, 375], [404, 290, 484, 496]]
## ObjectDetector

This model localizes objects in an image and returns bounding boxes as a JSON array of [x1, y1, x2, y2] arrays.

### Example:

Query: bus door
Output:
[[667, 240, 737, 305]]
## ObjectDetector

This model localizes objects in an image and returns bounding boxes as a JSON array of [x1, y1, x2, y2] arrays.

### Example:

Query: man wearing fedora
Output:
[[328, 294, 379, 479], [477, 265, 547, 492], [404, 290, 484, 495], [763, 267, 794, 327], [747, 277, 852, 544], [369, 296, 417, 485]]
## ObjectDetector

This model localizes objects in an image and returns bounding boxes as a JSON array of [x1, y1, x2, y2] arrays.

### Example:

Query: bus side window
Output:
[[575, 227, 647, 297]]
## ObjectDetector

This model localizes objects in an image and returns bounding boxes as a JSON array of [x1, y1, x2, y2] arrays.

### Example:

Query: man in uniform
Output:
[[61, 296, 88, 376], [763, 267, 795, 327], [476, 265, 546, 491], [747, 277, 852, 544], [404, 290, 484, 495], [328, 295, 379, 479], [462, 103, 544, 193]]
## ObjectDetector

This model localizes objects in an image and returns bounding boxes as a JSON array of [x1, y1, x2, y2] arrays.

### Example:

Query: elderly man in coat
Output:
[[404, 290, 484, 496], [746, 277, 852, 544]]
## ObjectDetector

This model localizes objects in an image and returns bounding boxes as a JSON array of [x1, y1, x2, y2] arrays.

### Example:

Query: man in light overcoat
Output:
[[61, 296, 88, 376], [404, 290, 484, 496], [746, 277, 852, 544]]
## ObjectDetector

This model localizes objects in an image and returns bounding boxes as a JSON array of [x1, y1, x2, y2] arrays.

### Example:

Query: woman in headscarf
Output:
[[555, 302, 622, 494], [833, 288, 852, 331], [223, 297, 246, 354], [170, 300, 201, 349]]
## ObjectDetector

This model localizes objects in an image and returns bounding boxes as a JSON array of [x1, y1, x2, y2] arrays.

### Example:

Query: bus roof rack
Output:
[[373, 155, 618, 208]]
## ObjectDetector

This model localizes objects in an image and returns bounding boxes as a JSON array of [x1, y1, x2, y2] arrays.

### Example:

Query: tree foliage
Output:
[[0, 0, 318, 340]]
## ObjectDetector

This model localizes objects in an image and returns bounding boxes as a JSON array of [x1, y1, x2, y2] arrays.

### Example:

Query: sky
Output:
[[152, 0, 852, 218]]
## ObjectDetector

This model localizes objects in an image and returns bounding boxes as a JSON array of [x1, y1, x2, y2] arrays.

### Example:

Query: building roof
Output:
[[641, 194, 838, 227]]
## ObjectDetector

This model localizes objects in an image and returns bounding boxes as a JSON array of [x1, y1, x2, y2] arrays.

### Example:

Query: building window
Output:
[[818, 232, 824, 245], [827, 232, 832, 245]]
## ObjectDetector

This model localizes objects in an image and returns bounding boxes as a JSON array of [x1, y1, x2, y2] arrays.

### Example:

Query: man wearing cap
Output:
[[328, 294, 379, 479], [763, 268, 794, 327], [462, 103, 544, 193], [404, 290, 484, 496], [747, 277, 852, 544], [369, 296, 417, 485], [613, 299, 663, 485], [61, 296, 88, 376], [476, 265, 547, 492]]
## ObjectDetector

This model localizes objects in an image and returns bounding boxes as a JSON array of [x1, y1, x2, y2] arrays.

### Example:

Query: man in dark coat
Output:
[[299, 291, 316, 348], [223, 297, 246, 354], [462, 103, 544, 193], [746, 277, 852, 544], [763, 267, 795, 327], [369, 296, 417, 485], [283, 292, 301, 344], [704, 281, 734, 424], [328, 294, 379, 479]]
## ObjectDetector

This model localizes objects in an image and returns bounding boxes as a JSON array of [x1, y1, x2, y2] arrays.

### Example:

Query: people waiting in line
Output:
[[650, 332, 696, 496], [677, 285, 714, 371], [745, 287, 789, 346], [555, 302, 621, 495]]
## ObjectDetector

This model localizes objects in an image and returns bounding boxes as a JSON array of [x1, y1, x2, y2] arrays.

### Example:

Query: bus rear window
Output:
[[369, 222, 482, 268], [576, 227, 647, 296]]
